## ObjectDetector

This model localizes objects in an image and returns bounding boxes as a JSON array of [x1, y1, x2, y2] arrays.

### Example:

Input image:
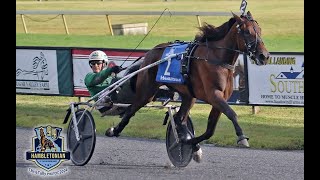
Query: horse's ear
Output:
[[246, 11, 253, 20], [231, 11, 243, 24], [247, 11, 252, 17]]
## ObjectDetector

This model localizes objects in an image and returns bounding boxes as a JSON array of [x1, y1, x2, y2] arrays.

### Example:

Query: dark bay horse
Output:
[[106, 11, 270, 162]]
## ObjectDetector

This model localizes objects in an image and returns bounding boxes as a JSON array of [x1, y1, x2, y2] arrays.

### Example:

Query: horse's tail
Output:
[[113, 56, 144, 104], [127, 56, 144, 92], [131, 55, 144, 65], [124, 55, 144, 92]]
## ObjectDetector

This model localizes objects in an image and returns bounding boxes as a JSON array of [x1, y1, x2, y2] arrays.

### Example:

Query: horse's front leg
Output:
[[187, 90, 249, 147], [211, 91, 249, 147], [174, 94, 196, 141], [186, 106, 221, 146]]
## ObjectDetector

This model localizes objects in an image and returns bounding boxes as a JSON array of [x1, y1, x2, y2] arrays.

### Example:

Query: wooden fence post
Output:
[[196, 15, 202, 27], [252, 106, 260, 114], [78, 97, 85, 102], [106, 15, 114, 36], [61, 14, 69, 35], [21, 14, 28, 34]]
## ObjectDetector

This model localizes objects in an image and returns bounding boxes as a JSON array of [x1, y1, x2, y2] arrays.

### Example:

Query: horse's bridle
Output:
[[236, 15, 264, 60], [199, 15, 264, 62], [191, 15, 264, 69]]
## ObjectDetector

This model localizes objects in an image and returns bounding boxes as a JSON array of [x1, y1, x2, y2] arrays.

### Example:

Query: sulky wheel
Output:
[[166, 115, 194, 167], [67, 109, 96, 166]]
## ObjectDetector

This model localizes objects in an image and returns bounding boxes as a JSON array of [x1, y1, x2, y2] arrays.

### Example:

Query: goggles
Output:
[[90, 61, 103, 66]]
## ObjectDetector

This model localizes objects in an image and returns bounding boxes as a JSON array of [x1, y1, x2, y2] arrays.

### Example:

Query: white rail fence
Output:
[[16, 10, 235, 35]]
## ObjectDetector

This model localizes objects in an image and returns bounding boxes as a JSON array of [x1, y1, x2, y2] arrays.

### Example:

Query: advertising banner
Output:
[[247, 53, 304, 106], [16, 49, 59, 95], [17, 46, 303, 107]]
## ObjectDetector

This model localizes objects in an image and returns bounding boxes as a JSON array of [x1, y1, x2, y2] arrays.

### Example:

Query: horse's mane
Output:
[[194, 17, 236, 42]]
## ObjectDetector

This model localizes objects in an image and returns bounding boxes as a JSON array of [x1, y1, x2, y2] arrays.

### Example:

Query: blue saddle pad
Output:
[[156, 43, 188, 84]]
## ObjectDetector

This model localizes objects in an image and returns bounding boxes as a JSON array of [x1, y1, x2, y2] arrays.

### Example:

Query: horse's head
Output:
[[40, 128, 45, 137], [232, 11, 270, 65]]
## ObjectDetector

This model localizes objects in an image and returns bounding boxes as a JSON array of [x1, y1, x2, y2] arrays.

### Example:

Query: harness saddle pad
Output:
[[156, 43, 188, 84]]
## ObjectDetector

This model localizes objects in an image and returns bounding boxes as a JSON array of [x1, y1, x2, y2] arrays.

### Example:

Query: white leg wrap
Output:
[[192, 148, 203, 163], [237, 138, 250, 147]]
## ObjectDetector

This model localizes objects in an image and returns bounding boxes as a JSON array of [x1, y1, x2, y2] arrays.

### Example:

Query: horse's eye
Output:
[[244, 30, 250, 35]]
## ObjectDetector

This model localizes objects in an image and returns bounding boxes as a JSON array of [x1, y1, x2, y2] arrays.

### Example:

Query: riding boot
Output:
[[96, 96, 112, 107], [96, 96, 113, 116]]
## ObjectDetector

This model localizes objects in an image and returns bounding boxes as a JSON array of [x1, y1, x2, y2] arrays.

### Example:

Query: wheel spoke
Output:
[[78, 114, 87, 132], [168, 141, 179, 151], [81, 134, 93, 141], [72, 141, 80, 154], [79, 141, 87, 159]]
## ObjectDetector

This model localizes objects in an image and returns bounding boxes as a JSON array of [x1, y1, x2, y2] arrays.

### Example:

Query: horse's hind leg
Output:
[[105, 80, 159, 137]]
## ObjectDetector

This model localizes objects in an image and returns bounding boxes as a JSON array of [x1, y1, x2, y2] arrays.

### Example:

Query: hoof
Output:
[[237, 135, 250, 148], [105, 127, 118, 137], [192, 148, 202, 163]]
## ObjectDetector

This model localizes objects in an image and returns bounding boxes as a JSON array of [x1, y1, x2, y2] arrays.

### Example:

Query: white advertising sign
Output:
[[247, 54, 304, 106], [72, 54, 93, 94], [72, 49, 145, 96], [16, 49, 59, 94]]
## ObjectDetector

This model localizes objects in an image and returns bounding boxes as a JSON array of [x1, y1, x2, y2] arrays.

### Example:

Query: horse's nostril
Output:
[[259, 54, 266, 61]]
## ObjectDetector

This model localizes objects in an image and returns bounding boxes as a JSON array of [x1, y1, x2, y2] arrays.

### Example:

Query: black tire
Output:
[[166, 115, 194, 167], [67, 109, 96, 166]]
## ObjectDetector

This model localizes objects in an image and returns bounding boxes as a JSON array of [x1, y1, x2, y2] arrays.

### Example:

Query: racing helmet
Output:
[[88, 50, 108, 67]]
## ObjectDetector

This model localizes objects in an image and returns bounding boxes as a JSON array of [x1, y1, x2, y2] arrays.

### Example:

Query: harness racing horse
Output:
[[106, 11, 270, 162]]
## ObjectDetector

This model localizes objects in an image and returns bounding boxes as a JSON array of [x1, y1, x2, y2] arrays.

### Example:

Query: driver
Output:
[[84, 50, 121, 114]]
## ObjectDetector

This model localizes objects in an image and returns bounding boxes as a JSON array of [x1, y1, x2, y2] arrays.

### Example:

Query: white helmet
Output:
[[88, 50, 108, 66]]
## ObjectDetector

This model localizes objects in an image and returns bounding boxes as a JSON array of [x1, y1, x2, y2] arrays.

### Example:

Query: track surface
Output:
[[16, 127, 304, 180]]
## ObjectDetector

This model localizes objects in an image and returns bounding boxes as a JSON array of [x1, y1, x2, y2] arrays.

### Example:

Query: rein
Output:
[[187, 41, 240, 72], [119, 8, 172, 68]]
